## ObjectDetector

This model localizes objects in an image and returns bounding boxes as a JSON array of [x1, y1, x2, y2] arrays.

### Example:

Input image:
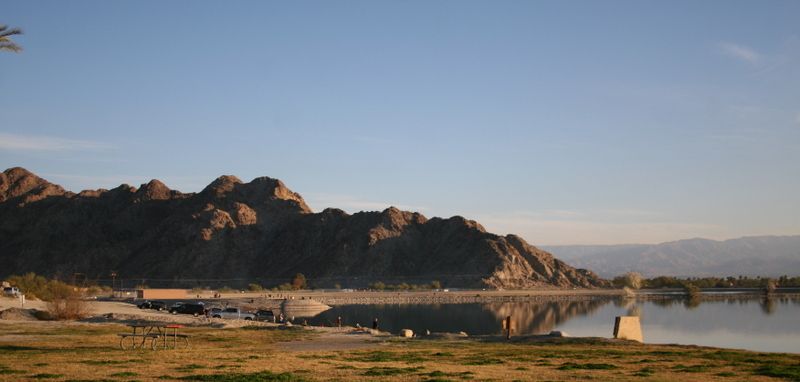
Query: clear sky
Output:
[[1, 1, 799, 245]]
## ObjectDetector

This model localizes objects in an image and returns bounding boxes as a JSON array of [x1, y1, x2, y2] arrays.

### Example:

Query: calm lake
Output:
[[305, 295, 800, 354]]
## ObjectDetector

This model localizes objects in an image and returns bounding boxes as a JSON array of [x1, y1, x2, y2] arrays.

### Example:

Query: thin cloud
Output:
[[718, 42, 761, 64], [473, 213, 725, 246], [0, 132, 113, 151]]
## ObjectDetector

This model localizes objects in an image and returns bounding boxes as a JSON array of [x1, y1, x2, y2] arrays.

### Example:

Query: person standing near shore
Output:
[[372, 317, 379, 330]]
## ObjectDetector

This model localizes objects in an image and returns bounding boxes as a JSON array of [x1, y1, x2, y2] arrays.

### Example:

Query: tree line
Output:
[[612, 273, 800, 289]]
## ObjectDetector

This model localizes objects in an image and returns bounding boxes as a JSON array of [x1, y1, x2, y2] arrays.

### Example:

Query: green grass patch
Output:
[[80, 360, 137, 366], [362, 366, 424, 376], [557, 362, 618, 371], [0, 367, 26, 375], [0, 345, 38, 351], [753, 364, 800, 380], [424, 370, 473, 378], [296, 354, 336, 360], [672, 364, 712, 373], [461, 357, 504, 366], [632, 367, 655, 377], [345, 351, 428, 363], [177, 371, 308, 381], [715, 371, 737, 377], [176, 364, 206, 373], [109, 371, 138, 377], [29, 374, 64, 379]]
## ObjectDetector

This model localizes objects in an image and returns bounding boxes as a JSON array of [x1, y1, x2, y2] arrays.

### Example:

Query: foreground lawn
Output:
[[0, 322, 798, 381]]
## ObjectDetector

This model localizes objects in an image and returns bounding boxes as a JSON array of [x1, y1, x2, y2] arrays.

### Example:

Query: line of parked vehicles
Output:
[[137, 300, 275, 321]]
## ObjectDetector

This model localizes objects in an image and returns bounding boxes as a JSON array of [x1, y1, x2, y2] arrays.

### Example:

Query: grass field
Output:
[[1, 322, 798, 381]]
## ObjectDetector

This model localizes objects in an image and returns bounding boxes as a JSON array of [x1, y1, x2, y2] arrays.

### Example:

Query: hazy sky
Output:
[[1, 1, 799, 245]]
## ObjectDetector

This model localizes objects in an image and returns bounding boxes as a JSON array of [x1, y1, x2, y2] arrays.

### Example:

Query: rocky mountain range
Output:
[[544, 236, 800, 278], [0, 167, 607, 289]]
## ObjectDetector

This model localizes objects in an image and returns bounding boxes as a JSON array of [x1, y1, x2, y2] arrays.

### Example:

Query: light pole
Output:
[[110, 271, 117, 292]]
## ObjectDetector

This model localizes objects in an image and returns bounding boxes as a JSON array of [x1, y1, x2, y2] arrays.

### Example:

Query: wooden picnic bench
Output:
[[118, 324, 189, 350]]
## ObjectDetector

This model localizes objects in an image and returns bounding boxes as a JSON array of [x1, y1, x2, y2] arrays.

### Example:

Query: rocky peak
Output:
[[246, 177, 312, 212], [0, 167, 66, 204], [202, 175, 243, 197], [380, 207, 427, 227], [135, 179, 172, 201], [445, 215, 487, 233]]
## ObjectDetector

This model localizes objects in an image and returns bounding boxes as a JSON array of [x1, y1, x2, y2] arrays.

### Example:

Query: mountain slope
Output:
[[544, 236, 800, 278], [0, 167, 607, 289]]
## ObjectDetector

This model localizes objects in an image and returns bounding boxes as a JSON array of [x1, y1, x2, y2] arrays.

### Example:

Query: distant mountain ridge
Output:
[[0, 167, 607, 289], [543, 236, 800, 278]]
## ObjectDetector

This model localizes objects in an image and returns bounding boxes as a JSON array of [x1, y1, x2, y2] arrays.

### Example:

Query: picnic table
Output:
[[118, 323, 189, 350]]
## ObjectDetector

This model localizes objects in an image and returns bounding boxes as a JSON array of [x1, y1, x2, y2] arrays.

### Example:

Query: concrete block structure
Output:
[[613, 316, 643, 342]]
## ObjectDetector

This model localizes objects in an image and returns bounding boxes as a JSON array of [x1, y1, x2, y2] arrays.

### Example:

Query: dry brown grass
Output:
[[0, 321, 797, 381]]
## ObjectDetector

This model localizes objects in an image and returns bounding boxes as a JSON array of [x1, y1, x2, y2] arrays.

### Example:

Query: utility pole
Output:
[[110, 271, 117, 292]]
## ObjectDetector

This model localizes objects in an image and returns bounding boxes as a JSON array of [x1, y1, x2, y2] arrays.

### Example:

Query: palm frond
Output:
[[0, 25, 22, 37], [0, 24, 23, 52], [0, 42, 22, 52]]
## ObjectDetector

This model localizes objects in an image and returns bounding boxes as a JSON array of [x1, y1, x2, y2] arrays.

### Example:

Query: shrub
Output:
[[247, 283, 264, 292], [46, 292, 91, 320], [368, 282, 386, 291]]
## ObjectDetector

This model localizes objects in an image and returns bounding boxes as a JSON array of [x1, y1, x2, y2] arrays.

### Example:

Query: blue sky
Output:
[[1, 1, 799, 245]]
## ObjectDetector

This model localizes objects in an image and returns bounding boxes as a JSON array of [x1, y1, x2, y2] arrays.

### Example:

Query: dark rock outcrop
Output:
[[0, 167, 608, 289]]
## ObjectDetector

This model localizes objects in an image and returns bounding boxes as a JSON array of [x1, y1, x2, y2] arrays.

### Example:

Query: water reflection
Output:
[[307, 298, 613, 335], [760, 297, 775, 315], [481, 299, 610, 334], [304, 295, 800, 353]]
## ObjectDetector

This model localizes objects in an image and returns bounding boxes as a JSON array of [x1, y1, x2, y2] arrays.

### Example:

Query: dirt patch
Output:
[[0, 307, 41, 321]]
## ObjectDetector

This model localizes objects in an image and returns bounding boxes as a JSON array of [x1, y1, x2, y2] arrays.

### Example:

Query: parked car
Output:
[[253, 309, 275, 322], [3, 287, 20, 297], [205, 307, 222, 317], [169, 302, 205, 316], [137, 300, 167, 311], [210, 307, 254, 320]]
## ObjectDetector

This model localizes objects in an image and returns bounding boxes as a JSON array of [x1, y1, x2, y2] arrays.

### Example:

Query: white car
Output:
[[210, 307, 254, 320], [3, 287, 20, 297]]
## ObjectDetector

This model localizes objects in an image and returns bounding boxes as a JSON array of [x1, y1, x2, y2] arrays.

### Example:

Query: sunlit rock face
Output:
[[0, 167, 608, 289]]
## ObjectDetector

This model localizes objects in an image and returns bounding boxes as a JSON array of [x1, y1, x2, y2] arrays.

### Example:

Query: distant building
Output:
[[136, 289, 188, 300]]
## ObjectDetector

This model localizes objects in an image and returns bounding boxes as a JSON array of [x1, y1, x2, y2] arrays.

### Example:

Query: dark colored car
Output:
[[169, 302, 205, 316], [253, 309, 275, 322], [137, 300, 167, 311]]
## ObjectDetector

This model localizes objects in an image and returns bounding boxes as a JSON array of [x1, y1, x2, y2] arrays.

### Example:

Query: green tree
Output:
[[291, 273, 307, 290], [0, 25, 23, 53]]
